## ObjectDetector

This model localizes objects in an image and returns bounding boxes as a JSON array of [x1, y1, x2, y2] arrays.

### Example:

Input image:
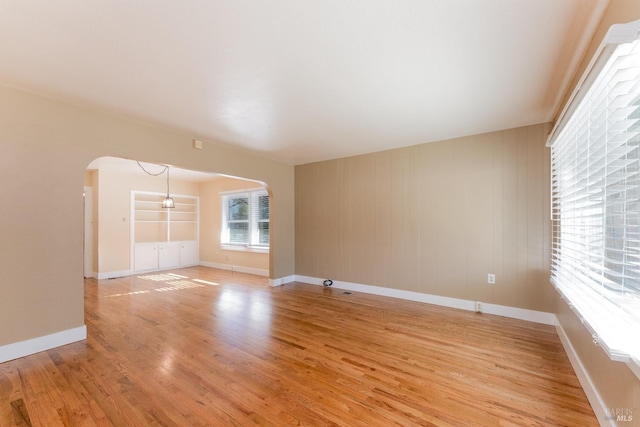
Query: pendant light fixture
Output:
[[161, 166, 175, 209]]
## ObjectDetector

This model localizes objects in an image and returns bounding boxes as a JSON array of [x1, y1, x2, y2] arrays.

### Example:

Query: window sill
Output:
[[221, 245, 269, 254], [553, 278, 640, 379]]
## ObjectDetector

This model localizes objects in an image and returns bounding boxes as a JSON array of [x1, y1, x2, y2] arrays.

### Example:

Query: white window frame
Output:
[[220, 188, 269, 252], [547, 19, 640, 372]]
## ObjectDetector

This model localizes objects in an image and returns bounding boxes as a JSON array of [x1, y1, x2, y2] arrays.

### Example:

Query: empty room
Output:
[[1, 1, 639, 426]]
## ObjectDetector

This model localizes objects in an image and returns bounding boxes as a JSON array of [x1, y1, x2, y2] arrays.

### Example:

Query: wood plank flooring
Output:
[[0, 266, 597, 426]]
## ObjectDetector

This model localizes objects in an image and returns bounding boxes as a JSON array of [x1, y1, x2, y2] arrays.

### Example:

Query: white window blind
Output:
[[221, 189, 269, 249], [252, 191, 270, 246], [549, 27, 640, 362]]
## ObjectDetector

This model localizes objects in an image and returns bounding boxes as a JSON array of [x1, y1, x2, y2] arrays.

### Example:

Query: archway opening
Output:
[[84, 156, 271, 281]]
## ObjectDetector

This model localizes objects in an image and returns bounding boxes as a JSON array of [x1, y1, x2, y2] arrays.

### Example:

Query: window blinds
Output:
[[251, 191, 270, 246], [549, 32, 640, 361]]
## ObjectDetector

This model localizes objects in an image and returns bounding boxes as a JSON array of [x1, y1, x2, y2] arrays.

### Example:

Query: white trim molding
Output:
[[269, 275, 295, 287], [199, 261, 269, 277], [555, 324, 612, 427], [294, 275, 557, 326], [97, 269, 133, 280], [221, 245, 269, 254], [481, 302, 557, 325], [0, 326, 87, 363]]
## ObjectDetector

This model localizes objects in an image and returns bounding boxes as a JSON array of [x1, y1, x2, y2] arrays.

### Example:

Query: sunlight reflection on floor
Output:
[[106, 273, 219, 297]]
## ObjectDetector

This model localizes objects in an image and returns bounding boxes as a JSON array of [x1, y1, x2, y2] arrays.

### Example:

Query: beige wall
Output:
[[552, 0, 640, 417], [0, 84, 294, 347], [199, 176, 269, 273], [296, 123, 554, 312], [91, 171, 99, 275]]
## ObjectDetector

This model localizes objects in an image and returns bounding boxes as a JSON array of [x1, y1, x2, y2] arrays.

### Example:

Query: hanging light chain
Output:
[[136, 161, 174, 208], [166, 166, 171, 195], [136, 161, 168, 176]]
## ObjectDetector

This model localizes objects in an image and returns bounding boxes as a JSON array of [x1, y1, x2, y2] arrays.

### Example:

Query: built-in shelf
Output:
[[131, 191, 199, 272]]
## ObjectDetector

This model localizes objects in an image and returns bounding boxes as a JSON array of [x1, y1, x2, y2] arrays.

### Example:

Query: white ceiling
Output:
[[0, 0, 608, 165]]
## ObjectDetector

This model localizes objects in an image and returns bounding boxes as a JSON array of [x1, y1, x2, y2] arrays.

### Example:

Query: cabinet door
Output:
[[159, 242, 181, 269], [180, 241, 199, 267], [134, 244, 158, 271]]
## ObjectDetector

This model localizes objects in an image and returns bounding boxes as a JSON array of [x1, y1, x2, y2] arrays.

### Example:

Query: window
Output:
[[548, 21, 640, 363], [221, 189, 269, 249]]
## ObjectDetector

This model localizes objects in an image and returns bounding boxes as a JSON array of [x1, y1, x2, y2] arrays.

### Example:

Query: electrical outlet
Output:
[[488, 273, 495, 284], [475, 301, 483, 313]]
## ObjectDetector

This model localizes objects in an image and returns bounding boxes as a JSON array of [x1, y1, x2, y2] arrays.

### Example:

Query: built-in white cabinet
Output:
[[133, 241, 200, 272], [131, 191, 199, 272], [179, 241, 199, 266], [134, 243, 159, 271], [159, 242, 181, 269]]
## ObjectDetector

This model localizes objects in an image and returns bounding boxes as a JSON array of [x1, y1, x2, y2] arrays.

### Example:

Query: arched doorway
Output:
[[84, 156, 271, 280]]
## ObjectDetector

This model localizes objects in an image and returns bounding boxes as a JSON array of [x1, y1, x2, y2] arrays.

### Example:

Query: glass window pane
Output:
[[229, 223, 248, 243], [228, 197, 248, 220]]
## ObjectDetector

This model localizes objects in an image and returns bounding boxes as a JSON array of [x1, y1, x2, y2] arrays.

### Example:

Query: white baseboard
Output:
[[199, 261, 269, 277], [269, 275, 296, 287], [294, 275, 557, 325], [555, 324, 611, 426], [481, 302, 557, 325], [0, 326, 87, 363], [97, 269, 132, 280]]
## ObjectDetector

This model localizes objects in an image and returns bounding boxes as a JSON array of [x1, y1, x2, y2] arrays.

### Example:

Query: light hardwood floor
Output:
[[0, 266, 596, 426]]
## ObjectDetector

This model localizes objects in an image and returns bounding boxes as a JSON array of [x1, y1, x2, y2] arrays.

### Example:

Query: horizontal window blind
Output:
[[252, 191, 270, 246], [550, 34, 640, 361]]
